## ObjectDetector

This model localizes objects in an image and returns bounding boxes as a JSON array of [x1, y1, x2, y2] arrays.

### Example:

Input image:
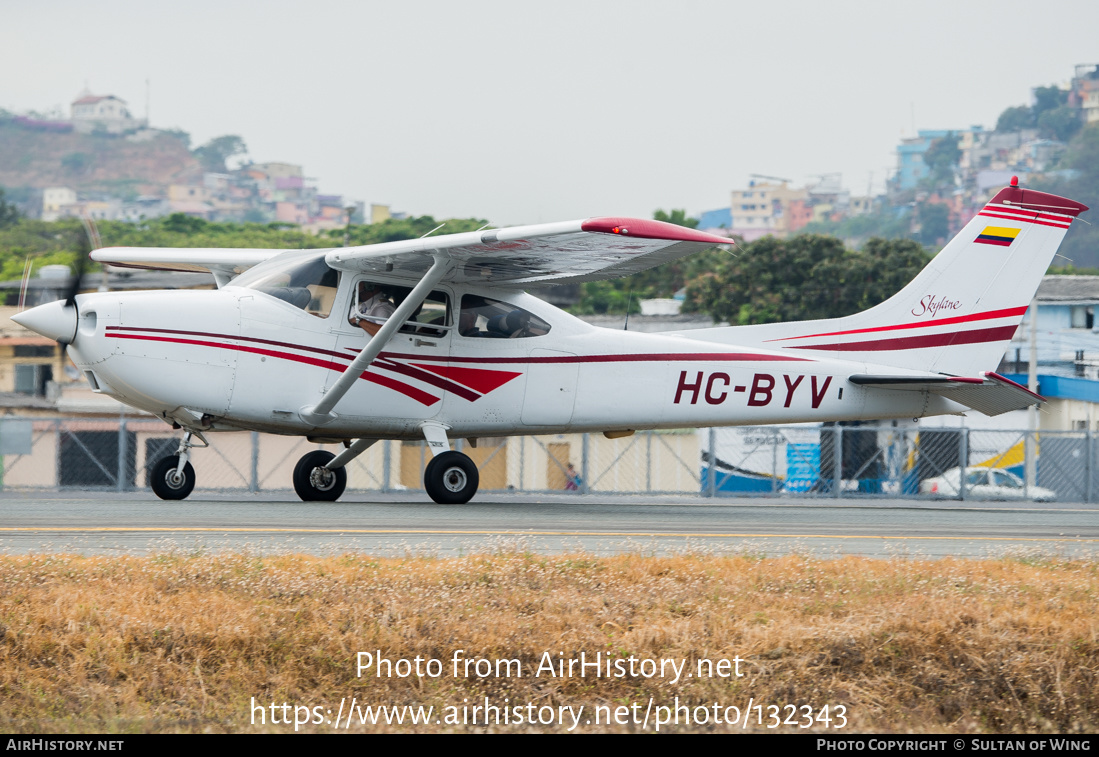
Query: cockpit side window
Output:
[[458, 295, 551, 339], [232, 252, 340, 317], [348, 280, 450, 337]]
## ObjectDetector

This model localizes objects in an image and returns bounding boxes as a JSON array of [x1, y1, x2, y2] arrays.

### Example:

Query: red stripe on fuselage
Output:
[[787, 325, 1018, 353], [107, 326, 351, 362], [106, 332, 439, 406], [765, 306, 1028, 343], [373, 358, 481, 401], [412, 363, 523, 394], [375, 351, 810, 364]]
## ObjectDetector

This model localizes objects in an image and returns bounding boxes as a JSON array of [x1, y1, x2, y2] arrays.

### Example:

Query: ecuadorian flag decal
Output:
[[975, 225, 1021, 247]]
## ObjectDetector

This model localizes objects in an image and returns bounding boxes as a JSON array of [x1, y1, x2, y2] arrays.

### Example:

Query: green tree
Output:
[[922, 133, 960, 188], [1033, 124, 1099, 268], [192, 135, 248, 173], [915, 202, 950, 246], [684, 235, 929, 325], [653, 209, 699, 228], [1037, 105, 1081, 142], [61, 152, 92, 174], [1033, 85, 1068, 117], [0, 188, 20, 228], [996, 105, 1034, 132]]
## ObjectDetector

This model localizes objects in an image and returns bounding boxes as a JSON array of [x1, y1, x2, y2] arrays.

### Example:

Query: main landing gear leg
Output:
[[421, 422, 479, 505], [292, 439, 376, 502], [151, 430, 205, 500]]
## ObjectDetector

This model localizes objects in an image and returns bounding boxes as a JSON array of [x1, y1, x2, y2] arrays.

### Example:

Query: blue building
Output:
[[696, 207, 732, 232], [895, 129, 955, 190]]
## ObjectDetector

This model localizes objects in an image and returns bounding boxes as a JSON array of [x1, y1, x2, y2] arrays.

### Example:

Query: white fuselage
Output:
[[63, 277, 962, 440]]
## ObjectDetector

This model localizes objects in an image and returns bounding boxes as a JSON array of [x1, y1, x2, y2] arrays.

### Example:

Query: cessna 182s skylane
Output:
[[10, 180, 1088, 504]]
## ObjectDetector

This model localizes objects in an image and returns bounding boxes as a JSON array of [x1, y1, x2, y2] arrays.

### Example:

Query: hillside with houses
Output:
[[0, 92, 370, 232]]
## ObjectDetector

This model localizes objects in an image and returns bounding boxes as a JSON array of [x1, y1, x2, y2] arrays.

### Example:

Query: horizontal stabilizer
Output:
[[849, 372, 1043, 416]]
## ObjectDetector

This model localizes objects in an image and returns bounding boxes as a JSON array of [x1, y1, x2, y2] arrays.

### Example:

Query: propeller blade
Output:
[[17, 255, 32, 311], [63, 220, 95, 308]]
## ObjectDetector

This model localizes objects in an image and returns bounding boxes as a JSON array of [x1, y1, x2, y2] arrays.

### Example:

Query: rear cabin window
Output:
[[458, 295, 551, 339]]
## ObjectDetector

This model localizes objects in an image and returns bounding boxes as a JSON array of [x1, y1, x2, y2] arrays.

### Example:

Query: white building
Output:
[[41, 187, 77, 221], [70, 93, 145, 135]]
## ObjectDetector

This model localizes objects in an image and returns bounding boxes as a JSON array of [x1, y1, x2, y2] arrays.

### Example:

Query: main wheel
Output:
[[424, 451, 479, 504], [293, 450, 347, 501], [150, 455, 196, 500]]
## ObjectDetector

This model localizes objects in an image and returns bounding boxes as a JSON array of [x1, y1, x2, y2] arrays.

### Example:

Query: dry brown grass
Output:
[[1, 549, 1096, 733]]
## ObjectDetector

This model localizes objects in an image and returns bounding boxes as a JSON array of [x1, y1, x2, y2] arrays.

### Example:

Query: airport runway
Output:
[[1, 491, 1097, 558]]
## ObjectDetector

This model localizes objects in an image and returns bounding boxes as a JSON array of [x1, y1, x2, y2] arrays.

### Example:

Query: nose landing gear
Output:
[[150, 455, 196, 500], [150, 430, 205, 500]]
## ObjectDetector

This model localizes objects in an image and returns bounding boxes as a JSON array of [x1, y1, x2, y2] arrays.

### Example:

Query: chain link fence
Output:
[[0, 417, 1093, 502], [703, 424, 1095, 502]]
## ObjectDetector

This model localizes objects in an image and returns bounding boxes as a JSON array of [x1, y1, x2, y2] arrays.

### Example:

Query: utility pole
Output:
[[343, 205, 357, 247], [1025, 299, 1038, 495]]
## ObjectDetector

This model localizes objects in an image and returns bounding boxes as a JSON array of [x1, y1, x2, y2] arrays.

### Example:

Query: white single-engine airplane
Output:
[[11, 180, 1088, 504]]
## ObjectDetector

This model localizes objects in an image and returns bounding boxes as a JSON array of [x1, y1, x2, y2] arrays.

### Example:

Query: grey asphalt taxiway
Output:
[[1, 491, 1097, 558]]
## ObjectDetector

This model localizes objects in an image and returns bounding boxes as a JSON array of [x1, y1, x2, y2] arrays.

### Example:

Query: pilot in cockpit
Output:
[[349, 281, 395, 336]]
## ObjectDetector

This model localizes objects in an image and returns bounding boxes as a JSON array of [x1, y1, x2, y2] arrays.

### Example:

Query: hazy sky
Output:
[[3, 0, 1097, 225]]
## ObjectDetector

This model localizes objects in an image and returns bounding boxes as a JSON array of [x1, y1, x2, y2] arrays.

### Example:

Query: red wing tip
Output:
[[582, 217, 732, 245]]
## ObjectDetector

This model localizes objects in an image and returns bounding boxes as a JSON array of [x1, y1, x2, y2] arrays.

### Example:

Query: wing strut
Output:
[[299, 253, 452, 426]]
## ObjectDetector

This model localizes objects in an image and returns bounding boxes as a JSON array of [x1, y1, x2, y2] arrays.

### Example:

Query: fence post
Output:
[[54, 419, 61, 489], [518, 436, 525, 492], [707, 428, 717, 497], [833, 425, 843, 499], [116, 417, 127, 492], [383, 440, 391, 493], [581, 433, 590, 494], [249, 431, 259, 493], [1088, 429, 1093, 504], [959, 428, 968, 502], [772, 431, 779, 495], [645, 431, 652, 493]]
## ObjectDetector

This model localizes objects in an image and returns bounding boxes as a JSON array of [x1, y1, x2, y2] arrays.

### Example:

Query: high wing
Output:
[[849, 372, 1043, 416], [324, 217, 731, 285], [89, 247, 287, 281]]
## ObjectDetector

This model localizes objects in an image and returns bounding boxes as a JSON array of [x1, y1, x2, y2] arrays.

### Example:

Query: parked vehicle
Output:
[[919, 467, 1056, 501]]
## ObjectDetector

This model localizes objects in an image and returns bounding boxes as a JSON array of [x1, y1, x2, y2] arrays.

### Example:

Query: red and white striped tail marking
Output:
[[978, 202, 1075, 230]]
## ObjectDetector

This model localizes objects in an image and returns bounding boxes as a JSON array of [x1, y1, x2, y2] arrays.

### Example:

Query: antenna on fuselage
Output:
[[420, 223, 446, 238]]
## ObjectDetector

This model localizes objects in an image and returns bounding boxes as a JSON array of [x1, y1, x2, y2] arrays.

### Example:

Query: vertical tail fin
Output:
[[738, 182, 1088, 375]]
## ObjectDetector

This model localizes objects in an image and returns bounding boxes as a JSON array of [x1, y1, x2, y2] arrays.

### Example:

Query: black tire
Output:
[[293, 450, 347, 502], [424, 451, 479, 504], [150, 455, 196, 500]]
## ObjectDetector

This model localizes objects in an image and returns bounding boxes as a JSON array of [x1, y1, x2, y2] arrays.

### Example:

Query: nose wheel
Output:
[[293, 450, 348, 501], [150, 430, 205, 500], [150, 455, 196, 500], [424, 451, 479, 504]]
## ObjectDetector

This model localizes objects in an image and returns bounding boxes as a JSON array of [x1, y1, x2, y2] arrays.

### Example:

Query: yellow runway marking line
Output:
[[0, 527, 1095, 543]]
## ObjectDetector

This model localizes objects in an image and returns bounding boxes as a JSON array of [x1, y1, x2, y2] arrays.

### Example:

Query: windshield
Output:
[[232, 252, 340, 317]]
